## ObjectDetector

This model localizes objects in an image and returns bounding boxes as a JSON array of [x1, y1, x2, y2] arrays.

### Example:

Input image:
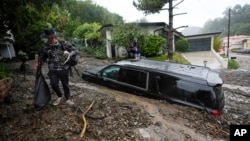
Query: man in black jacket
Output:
[[40, 28, 77, 106]]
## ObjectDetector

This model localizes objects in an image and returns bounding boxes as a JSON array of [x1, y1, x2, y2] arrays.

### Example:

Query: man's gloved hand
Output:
[[64, 50, 69, 55], [48, 50, 51, 53], [48, 50, 52, 56]]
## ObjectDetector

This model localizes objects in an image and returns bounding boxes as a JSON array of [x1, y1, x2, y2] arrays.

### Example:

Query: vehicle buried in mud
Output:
[[82, 59, 225, 116]]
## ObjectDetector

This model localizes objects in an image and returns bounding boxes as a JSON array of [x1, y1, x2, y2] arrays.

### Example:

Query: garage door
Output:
[[188, 38, 211, 52]]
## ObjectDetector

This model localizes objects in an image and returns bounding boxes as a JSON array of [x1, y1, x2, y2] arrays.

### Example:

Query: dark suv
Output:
[[82, 59, 225, 116]]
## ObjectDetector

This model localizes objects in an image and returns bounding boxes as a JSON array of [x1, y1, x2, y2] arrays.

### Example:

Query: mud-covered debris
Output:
[[0, 55, 250, 141]]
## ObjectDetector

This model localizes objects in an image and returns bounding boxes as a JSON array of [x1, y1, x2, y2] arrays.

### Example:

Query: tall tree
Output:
[[73, 22, 103, 46], [111, 23, 147, 48], [0, 0, 125, 58], [133, 0, 183, 60], [202, 4, 250, 36], [0, 0, 69, 54], [69, 0, 124, 25]]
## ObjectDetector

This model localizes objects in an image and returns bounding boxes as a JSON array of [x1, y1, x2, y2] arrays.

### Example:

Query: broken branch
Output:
[[80, 100, 95, 138]]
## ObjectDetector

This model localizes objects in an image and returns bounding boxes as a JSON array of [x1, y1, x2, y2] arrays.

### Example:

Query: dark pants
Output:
[[48, 69, 70, 100]]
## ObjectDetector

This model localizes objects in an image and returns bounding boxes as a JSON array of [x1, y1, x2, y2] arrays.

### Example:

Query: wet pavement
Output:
[[182, 51, 250, 71], [182, 51, 224, 70]]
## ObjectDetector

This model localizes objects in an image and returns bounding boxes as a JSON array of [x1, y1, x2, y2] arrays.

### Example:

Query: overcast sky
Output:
[[93, 0, 249, 31]]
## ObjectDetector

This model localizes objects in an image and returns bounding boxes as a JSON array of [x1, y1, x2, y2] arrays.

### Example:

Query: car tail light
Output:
[[212, 110, 221, 116]]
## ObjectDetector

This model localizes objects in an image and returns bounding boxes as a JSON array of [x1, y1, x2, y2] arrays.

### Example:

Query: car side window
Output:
[[153, 74, 177, 95], [120, 68, 148, 89], [102, 66, 120, 80]]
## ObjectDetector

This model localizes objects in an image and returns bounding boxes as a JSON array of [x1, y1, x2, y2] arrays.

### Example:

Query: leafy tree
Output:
[[111, 23, 147, 48], [69, 0, 124, 25], [44, 3, 75, 37], [73, 23, 103, 46], [213, 37, 222, 52], [63, 18, 81, 40], [0, 0, 73, 57], [17, 2, 74, 57], [0, 0, 125, 58], [202, 18, 227, 34], [231, 23, 250, 35], [202, 4, 250, 36], [10, 2, 46, 55], [133, 0, 166, 14], [175, 37, 189, 52]]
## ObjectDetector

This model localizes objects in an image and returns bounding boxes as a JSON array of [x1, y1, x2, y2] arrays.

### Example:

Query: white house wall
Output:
[[106, 30, 112, 58], [147, 27, 157, 35], [103, 23, 182, 58]]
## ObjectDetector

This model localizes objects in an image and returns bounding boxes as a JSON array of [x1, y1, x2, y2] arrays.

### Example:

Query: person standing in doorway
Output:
[[39, 28, 77, 106]]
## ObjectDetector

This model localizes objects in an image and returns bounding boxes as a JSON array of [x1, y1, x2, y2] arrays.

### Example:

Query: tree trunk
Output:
[[167, 0, 174, 60]]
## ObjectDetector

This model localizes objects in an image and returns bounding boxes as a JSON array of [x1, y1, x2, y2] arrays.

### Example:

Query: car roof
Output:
[[115, 59, 211, 81]]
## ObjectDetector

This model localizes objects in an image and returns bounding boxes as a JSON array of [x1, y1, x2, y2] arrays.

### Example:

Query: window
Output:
[[157, 74, 177, 95], [102, 66, 148, 90], [149, 73, 178, 96], [120, 68, 148, 89], [102, 66, 120, 81]]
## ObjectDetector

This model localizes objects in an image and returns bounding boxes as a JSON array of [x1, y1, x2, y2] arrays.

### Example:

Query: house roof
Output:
[[100, 22, 168, 29], [137, 22, 168, 27], [181, 26, 202, 36], [185, 32, 222, 38], [99, 22, 183, 36], [99, 24, 112, 31], [137, 22, 182, 36]]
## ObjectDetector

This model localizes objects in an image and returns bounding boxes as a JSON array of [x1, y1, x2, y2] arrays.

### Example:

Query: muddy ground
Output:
[[0, 55, 250, 141]]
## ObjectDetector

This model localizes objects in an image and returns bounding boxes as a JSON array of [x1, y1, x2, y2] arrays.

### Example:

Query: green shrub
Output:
[[82, 46, 107, 59], [171, 52, 191, 64], [175, 37, 189, 52], [213, 37, 222, 52], [82, 46, 95, 54], [141, 34, 166, 57], [73, 23, 103, 46], [228, 59, 240, 69], [94, 46, 107, 59]]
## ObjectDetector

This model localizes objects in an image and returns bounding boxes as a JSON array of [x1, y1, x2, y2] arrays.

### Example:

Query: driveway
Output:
[[182, 51, 224, 70]]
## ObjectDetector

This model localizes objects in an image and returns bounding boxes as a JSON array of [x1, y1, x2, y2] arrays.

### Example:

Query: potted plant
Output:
[[0, 62, 13, 102]]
